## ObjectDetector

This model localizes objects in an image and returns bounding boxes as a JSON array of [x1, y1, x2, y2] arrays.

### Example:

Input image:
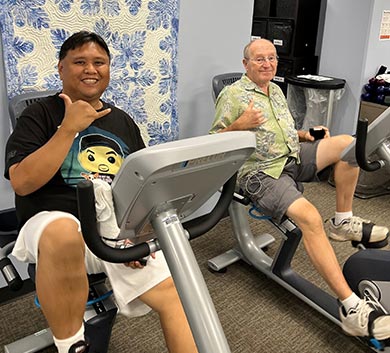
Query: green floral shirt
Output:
[[210, 74, 300, 179]]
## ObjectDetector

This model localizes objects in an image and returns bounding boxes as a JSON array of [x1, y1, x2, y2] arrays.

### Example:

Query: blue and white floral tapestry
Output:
[[0, 0, 179, 145]]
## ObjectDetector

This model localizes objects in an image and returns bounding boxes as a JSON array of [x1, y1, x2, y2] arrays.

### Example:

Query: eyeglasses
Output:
[[247, 55, 279, 65]]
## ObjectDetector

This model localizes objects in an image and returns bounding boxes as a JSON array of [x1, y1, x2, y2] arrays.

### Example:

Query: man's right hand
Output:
[[230, 100, 267, 131], [59, 93, 112, 135], [9, 94, 112, 196]]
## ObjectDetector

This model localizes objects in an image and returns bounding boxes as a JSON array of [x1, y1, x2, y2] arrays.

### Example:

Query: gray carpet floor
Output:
[[1, 180, 390, 353]]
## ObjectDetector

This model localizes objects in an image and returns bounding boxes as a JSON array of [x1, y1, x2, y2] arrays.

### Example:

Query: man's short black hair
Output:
[[59, 31, 110, 61], [79, 134, 124, 156]]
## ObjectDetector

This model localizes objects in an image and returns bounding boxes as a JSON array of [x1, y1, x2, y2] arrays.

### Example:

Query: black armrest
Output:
[[355, 118, 383, 172]]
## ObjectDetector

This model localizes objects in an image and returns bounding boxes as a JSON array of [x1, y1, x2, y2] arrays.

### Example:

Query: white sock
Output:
[[334, 211, 353, 226], [341, 292, 361, 312], [53, 324, 85, 353]]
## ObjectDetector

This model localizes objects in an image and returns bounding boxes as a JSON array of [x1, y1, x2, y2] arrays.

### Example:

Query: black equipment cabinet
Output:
[[252, 0, 325, 94]]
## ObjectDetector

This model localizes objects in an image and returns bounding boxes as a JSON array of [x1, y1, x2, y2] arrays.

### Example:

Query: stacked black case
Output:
[[252, 0, 324, 93]]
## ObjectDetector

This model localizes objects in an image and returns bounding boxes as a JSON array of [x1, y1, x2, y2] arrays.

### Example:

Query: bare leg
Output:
[[333, 160, 359, 212], [36, 218, 88, 339], [139, 277, 198, 353], [316, 135, 359, 212], [286, 197, 352, 300]]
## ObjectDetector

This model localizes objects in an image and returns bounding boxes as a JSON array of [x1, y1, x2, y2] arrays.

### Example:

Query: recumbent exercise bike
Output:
[[1, 98, 257, 353], [209, 73, 390, 352]]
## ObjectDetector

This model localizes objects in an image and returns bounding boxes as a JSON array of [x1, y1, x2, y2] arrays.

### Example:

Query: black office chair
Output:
[[8, 90, 59, 128], [212, 72, 242, 102], [1, 90, 117, 353]]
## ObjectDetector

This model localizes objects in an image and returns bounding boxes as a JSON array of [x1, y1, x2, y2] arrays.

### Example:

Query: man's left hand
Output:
[[301, 126, 330, 142]]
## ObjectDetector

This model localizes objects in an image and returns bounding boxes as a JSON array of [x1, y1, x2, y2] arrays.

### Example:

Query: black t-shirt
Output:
[[4, 93, 145, 227]]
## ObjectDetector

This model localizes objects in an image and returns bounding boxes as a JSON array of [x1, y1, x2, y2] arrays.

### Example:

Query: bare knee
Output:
[[333, 135, 355, 160], [317, 134, 355, 169], [301, 211, 324, 235], [38, 218, 84, 263], [287, 198, 324, 234], [334, 134, 354, 148]]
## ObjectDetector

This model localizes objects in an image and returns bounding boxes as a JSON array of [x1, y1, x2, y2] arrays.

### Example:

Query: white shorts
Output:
[[12, 211, 171, 317]]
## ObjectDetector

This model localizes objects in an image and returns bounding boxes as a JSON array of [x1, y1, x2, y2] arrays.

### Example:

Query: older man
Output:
[[210, 38, 390, 340]]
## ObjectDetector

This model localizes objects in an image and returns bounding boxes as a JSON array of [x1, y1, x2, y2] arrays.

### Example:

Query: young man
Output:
[[4, 31, 197, 353], [210, 38, 390, 340]]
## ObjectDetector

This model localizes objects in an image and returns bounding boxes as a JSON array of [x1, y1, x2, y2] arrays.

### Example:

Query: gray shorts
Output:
[[239, 141, 320, 223]]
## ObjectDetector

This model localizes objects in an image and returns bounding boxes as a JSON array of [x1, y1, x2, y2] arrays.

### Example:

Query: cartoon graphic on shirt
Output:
[[61, 127, 129, 186], [78, 134, 124, 183]]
